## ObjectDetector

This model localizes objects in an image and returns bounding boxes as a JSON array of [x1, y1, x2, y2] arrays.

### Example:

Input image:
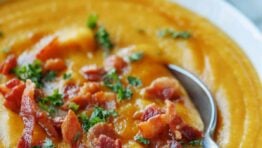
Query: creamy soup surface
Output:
[[0, 0, 261, 148]]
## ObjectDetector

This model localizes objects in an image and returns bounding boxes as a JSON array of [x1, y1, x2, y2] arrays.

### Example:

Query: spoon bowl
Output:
[[167, 64, 218, 148]]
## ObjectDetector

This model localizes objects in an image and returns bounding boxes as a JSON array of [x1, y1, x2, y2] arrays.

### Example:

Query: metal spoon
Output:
[[167, 64, 218, 148]]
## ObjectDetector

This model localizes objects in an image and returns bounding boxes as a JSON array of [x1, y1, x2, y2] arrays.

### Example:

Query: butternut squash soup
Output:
[[0, 0, 261, 148]]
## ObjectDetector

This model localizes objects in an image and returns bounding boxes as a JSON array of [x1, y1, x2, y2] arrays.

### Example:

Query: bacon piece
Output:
[[61, 110, 83, 146], [179, 125, 203, 142], [138, 114, 168, 139], [139, 104, 164, 121], [87, 123, 121, 148], [95, 135, 122, 148], [36, 112, 59, 139], [79, 82, 101, 95], [63, 83, 80, 99], [167, 101, 202, 141], [36, 36, 60, 61], [0, 55, 17, 75], [18, 81, 37, 148], [141, 77, 182, 101], [92, 91, 117, 110], [18, 81, 59, 148], [81, 65, 106, 81], [4, 82, 25, 113], [104, 55, 127, 73], [5, 78, 21, 88], [70, 94, 91, 109], [44, 58, 66, 71]]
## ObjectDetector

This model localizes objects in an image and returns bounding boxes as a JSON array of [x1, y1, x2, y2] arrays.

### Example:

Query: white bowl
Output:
[[172, 0, 262, 80]]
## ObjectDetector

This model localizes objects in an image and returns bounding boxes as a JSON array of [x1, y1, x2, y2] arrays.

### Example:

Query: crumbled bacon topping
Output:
[[81, 65, 106, 81], [104, 55, 127, 73], [0, 54, 17, 75], [87, 123, 122, 148], [61, 110, 83, 147], [44, 58, 66, 71], [141, 77, 182, 101]]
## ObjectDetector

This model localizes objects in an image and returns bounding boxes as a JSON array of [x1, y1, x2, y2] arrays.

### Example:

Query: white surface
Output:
[[172, 0, 262, 80], [228, 0, 262, 31]]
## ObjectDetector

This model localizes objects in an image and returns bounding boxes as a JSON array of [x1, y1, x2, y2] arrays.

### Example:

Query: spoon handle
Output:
[[203, 135, 219, 148]]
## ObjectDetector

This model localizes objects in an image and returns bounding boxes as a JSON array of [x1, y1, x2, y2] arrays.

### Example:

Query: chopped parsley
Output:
[[129, 52, 144, 62], [42, 138, 55, 148], [87, 14, 98, 29], [158, 28, 191, 39], [68, 102, 79, 112], [73, 131, 82, 143], [95, 26, 113, 55], [13, 60, 43, 87], [188, 139, 203, 146], [127, 76, 142, 87], [2, 47, 11, 53], [38, 89, 63, 116], [103, 69, 133, 100], [63, 73, 72, 80], [134, 135, 150, 145], [79, 107, 118, 132], [44, 71, 56, 81]]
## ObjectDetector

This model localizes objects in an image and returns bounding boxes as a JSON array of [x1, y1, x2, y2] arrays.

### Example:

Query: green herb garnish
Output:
[[72, 131, 82, 143], [127, 76, 142, 87], [87, 14, 98, 29], [2, 47, 11, 53], [79, 107, 118, 132], [13, 60, 43, 87], [68, 102, 79, 112], [42, 138, 55, 148], [134, 135, 150, 145], [158, 28, 191, 39], [103, 69, 133, 100], [44, 71, 56, 81], [95, 26, 113, 55], [38, 89, 63, 116], [63, 73, 72, 80], [188, 139, 203, 146], [129, 52, 144, 62]]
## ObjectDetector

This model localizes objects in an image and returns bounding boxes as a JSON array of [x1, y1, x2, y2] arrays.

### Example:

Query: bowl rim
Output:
[[172, 0, 262, 81]]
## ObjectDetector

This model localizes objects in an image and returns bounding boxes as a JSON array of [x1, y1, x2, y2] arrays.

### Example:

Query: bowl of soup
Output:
[[0, 0, 261, 147]]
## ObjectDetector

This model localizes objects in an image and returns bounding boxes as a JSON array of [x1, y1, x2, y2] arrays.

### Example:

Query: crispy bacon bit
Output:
[[95, 135, 122, 148], [5, 78, 21, 88], [0, 55, 17, 75], [79, 82, 101, 95], [18, 81, 59, 148], [70, 93, 91, 109], [44, 58, 66, 71], [104, 55, 127, 73], [167, 100, 203, 141], [179, 125, 203, 142], [87, 123, 121, 148], [36, 112, 59, 139], [138, 114, 168, 139], [4, 82, 25, 113], [18, 81, 37, 148], [81, 65, 106, 81], [36, 36, 60, 61], [63, 84, 80, 99], [141, 77, 182, 101], [139, 104, 164, 121], [61, 110, 83, 146], [92, 91, 117, 109]]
